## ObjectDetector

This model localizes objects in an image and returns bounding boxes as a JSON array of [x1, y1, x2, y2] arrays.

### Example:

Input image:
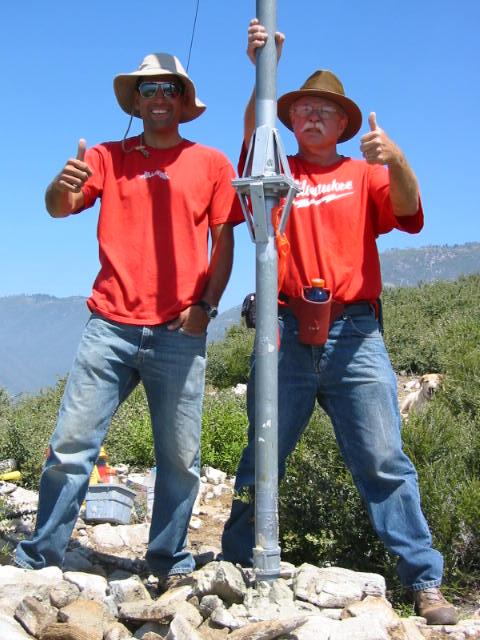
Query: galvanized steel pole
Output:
[[232, 0, 299, 583], [252, 0, 281, 581]]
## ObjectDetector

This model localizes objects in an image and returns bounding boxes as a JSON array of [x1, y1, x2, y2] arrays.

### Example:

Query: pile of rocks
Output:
[[1, 561, 480, 640], [1, 466, 480, 639]]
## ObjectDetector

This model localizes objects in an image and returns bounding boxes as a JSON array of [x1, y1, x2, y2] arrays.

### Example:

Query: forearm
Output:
[[244, 89, 256, 148], [388, 152, 420, 217], [45, 182, 84, 218], [202, 224, 234, 305]]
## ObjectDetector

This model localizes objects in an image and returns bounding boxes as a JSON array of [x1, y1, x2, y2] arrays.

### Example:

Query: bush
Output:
[[2, 381, 65, 488], [106, 385, 154, 469], [201, 390, 248, 475], [4, 377, 248, 488], [279, 408, 393, 581], [206, 324, 253, 389], [383, 274, 480, 374], [278, 288, 480, 593]]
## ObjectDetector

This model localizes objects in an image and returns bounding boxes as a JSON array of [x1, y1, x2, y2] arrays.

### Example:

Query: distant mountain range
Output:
[[1, 242, 478, 397]]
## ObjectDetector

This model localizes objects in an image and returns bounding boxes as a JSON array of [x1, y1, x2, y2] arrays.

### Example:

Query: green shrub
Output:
[[2, 382, 65, 488], [279, 408, 393, 581], [107, 386, 248, 475], [278, 289, 480, 593], [206, 324, 253, 389], [106, 385, 154, 469], [383, 274, 480, 374], [201, 390, 248, 475], [0, 388, 12, 459]]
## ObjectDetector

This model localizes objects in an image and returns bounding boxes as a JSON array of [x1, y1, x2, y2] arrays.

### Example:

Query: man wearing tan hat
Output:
[[222, 20, 457, 625], [15, 53, 243, 587]]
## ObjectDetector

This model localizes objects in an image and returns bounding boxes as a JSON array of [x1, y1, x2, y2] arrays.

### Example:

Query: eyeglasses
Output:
[[289, 104, 343, 119], [137, 81, 184, 99]]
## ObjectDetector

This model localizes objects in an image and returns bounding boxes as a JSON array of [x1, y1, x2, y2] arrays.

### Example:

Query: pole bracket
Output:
[[232, 125, 300, 243]]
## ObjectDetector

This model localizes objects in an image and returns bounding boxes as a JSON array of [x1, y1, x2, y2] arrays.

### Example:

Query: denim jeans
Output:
[[222, 308, 444, 590], [16, 313, 206, 576]]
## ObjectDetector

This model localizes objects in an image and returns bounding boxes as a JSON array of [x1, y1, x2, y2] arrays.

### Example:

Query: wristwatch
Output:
[[196, 300, 218, 319]]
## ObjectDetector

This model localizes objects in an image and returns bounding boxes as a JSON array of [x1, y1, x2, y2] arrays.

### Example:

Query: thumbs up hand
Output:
[[360, 112, 400, 166], [55, 138, 93, 193], [76, 138, 87, 162]]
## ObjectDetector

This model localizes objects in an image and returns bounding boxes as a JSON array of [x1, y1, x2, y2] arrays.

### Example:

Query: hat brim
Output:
[[277, 89, 362, 143], [113, 69, 206, 123]]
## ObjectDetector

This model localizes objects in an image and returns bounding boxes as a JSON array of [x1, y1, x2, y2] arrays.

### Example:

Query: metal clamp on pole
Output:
[[233, 126, 299, 243], [231, 0, 300, 583]]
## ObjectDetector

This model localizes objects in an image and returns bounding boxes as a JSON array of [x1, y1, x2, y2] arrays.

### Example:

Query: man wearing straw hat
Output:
[[222, 20, 457, 625], [15, 53, 243, 587]]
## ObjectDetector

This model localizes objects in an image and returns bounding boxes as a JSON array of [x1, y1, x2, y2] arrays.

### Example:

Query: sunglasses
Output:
[[137, 81, 184, 99]]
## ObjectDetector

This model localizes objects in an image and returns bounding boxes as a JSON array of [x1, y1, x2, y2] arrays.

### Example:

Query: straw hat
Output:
[[114, 53, 206, 122], [277, 69, 362, 142]]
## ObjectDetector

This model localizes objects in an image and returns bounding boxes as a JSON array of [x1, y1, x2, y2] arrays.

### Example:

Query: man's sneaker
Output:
[[157, 573, 194, 593], [413, 587, 458, 625]]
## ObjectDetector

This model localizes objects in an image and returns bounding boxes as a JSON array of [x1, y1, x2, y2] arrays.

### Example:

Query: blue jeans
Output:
[[16, 313, 206, 576], [222, 308, 444, 590]]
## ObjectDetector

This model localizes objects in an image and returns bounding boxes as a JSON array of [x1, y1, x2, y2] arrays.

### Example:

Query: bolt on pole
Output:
[[232, 0, 300, 582]]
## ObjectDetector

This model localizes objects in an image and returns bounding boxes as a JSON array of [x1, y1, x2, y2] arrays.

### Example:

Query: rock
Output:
[[58, 599, 112, 640], [342, 596, 401, 629], [227, 615, 309, 639], [63, 571, 108, 600], [90, 523, 125, 548], [110, 575, 151, 604], [400, 618, 427, 640], [199, 594, 223, 619], [104, 620, 133, 639], [193, 561, 247, 604], [176, 600, 203, 627], [14, 595, 57, 637], [0, 565, 64, 615], [294, 564, 386, 608], [0, 610, 33, 638], [133, 621, 169, 638], [165, 614, 203, 640], [49, 581, 82, 608], [210, 605, 245, 630], [156, 585, 193, 606], [233, 383, 247, 396], [40, 622, 99, 640], [330, 615, 391, 640], [189, 516, 203, 530], [118, 599, 178, 624], [201, 467, 227, 486]]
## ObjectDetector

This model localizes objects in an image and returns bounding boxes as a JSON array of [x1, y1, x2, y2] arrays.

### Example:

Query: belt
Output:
[[279, 292, 376, 321], [330, 301, 376, 322]]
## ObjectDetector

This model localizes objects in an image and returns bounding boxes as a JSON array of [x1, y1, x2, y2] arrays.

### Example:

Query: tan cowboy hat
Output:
[[277, 69, 362, 143], [114, 53, 206, 122]]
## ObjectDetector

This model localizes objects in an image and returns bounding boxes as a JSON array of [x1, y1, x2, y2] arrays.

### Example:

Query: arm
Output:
[[360, 113, 419, 217], [167, 223, 235, 335], [244, 19, 285, 148], [45, 139, 92, 218]]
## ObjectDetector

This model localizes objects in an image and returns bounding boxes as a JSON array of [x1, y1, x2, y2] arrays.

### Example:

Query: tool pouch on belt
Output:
[[289, 290, 333, 346]]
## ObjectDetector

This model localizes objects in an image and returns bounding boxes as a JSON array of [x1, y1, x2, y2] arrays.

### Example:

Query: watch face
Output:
[[199, 300, 218, 319]]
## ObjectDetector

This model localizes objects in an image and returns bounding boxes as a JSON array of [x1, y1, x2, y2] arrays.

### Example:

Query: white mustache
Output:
[[301, 121, 326, 134]]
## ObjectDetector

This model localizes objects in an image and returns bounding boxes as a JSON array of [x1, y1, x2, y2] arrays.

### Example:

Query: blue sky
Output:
[[1, 1, 479, 313]]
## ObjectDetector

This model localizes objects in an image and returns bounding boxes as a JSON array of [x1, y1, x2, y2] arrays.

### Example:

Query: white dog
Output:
[[400, 374, 443, 417]]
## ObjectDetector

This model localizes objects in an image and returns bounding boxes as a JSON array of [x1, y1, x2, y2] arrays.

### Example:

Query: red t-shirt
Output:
[[238, 148, 423, 303], [77, 138, 243, 324], [281, 155, 423, 302]]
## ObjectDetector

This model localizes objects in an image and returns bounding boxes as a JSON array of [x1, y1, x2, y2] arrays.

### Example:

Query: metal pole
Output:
[[232, 0, 300, 584], [252, 0, 280, 581]]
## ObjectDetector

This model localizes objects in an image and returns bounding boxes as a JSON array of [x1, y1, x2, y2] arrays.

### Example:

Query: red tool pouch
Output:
[[289, 290, 333, 346]]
